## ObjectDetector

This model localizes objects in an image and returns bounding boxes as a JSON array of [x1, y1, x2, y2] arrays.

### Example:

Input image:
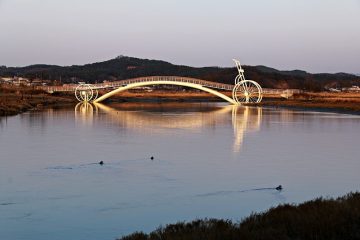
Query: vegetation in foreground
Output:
[[0, 85, 75, 116], [118, 192, 360, 240]]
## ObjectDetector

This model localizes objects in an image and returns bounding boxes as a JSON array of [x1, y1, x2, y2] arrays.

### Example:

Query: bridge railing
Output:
[[262, 89, 302, 94], [37, 76, 301, 95], [91, 76, 234, 91]]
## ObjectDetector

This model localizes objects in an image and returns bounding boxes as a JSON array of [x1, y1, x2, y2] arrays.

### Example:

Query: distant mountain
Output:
[[252, 65, 308, 77], [1, 56, 359, 91]]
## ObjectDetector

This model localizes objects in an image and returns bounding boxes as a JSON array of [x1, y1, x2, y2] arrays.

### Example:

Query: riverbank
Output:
[[0, 86, 75, 116], [255, 92, 360, 114], [104, 91, 360, 114], [2, 86, 360, 116], [119, 192, 360, 240]]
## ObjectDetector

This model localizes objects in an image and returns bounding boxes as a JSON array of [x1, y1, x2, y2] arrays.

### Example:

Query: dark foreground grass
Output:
[[118, 192, 360, 240]]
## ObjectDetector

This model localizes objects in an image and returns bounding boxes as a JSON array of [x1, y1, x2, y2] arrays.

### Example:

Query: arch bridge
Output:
[[94, 76, 237, 104], [40, 60, 299, 104], [43, 76, 239, 104]]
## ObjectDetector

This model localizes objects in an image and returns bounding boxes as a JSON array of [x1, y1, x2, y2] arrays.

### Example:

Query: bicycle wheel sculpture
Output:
[[233, 80, 263, 103], [75, 83, 98, 102], [232, 59, 263, 104]]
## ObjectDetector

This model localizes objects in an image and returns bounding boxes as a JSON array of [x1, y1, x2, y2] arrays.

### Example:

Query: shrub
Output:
[[118, 193, 360, 240]]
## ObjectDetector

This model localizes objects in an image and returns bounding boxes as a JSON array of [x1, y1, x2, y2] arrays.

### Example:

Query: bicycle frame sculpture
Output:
[[232, 59, 263, 104]]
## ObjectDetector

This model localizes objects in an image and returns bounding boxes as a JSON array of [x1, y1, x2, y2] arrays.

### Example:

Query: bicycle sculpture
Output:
[[75, 83, 98, 102], [232, 59, 263, 104]]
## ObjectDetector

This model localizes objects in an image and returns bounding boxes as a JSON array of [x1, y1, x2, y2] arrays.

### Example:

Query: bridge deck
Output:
[[38, 76, 301, 94]]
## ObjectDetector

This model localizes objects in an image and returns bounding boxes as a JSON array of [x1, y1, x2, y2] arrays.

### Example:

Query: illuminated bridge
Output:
[[40, 76, 299, 104], [38, 60, 300, 104], [41, 76, 234, 92]]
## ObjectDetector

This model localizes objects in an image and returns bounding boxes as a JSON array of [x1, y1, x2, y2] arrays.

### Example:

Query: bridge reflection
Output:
[[74, 102, 262, 152]]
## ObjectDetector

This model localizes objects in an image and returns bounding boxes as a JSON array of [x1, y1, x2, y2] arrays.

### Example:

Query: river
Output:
[[0, 102, 359, 240]]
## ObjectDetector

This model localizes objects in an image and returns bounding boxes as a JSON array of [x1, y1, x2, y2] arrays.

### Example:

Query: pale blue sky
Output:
[[0, 0, 359, 73]]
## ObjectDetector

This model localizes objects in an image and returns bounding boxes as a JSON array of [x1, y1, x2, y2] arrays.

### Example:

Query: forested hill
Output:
[[1, 56, 359, 90]]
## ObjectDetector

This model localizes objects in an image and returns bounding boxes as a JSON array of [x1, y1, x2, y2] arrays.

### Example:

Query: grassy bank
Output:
[[256, 92, 360, 114], [0, 85, 75, 116], [119, 192, 360, 240]]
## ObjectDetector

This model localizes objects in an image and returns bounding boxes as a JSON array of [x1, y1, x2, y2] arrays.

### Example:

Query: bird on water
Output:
[[99, 161, 104, 165], [276, 185, 283, 191]]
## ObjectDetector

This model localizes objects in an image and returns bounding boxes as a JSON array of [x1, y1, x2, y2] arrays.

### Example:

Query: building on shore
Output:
[[0, 77, 52, 86], [343, 86, 360, 92], [0, 77, 30, 86]]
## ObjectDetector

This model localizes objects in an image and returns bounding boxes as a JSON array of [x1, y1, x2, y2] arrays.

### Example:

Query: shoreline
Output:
[[252, 99, 360, 115], [0, 87, 76, 117], [95, 91, 360, 116], [2, 88, 360, 116], [253, 92, 360, 115]]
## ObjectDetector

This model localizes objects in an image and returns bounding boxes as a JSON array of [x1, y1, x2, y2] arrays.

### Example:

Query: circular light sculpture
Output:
[[233, 80, 263, 103], [75, 84, 98, 102], [232, 59, 263, 104]]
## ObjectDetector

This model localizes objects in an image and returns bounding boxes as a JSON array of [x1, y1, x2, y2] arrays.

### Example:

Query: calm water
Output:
[[1, 102, 359, 240]]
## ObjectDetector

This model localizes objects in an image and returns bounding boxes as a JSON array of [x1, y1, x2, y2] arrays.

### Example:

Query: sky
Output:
[[0, 0, 359, 73]]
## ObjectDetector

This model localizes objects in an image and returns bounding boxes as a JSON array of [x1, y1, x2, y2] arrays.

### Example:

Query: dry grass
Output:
[[0, 85, 75, 116], [256, 92, 360, 113]]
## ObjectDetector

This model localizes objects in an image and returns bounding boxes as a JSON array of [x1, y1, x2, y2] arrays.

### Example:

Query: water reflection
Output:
[[74, 102, 262, 152], [74, 102, 98, 125], [2, 103, 360, 240], [232, 106, 262, 152], [0, 116, 7, 128]]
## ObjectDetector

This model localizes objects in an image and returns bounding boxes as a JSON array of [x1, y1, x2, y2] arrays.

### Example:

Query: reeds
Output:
[[119, 192, 360, 240]]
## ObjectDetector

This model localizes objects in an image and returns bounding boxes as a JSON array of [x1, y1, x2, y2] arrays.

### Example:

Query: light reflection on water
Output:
[[75, 102, 262, 153], [0, 102, 360, 240]]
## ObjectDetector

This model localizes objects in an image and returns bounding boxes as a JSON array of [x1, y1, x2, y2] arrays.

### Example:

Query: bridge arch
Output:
[[93, 80, 237, 104]]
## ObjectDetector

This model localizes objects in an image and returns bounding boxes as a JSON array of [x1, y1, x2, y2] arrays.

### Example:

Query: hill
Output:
[[1, 56, 359, 91]]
